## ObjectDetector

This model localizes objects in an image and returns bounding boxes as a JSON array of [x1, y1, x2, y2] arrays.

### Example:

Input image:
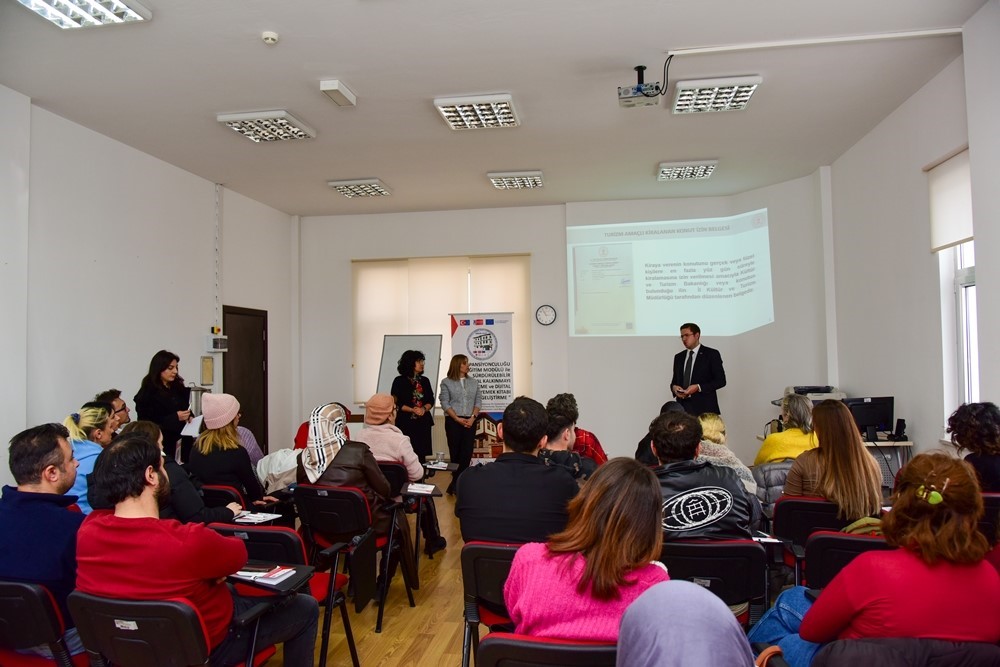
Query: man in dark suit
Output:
[[670, 322, 726, 415]]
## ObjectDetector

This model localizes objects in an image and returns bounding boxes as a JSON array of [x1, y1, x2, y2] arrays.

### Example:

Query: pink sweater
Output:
[[503, 542, 670, 641]]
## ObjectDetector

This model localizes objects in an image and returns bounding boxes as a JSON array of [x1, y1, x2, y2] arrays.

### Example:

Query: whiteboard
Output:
[[376, 335, 444, 398]]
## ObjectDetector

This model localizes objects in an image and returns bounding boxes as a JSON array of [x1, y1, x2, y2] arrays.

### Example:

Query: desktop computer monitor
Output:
[[842, 397, 894, 438]]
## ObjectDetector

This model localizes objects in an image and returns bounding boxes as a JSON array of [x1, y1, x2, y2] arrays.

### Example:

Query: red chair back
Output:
[[772, 496, 850, 547], [476, 632, 616, 667]]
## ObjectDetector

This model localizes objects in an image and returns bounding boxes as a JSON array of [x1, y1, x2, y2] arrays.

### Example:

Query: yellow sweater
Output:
[[754, 427, 818, 465]]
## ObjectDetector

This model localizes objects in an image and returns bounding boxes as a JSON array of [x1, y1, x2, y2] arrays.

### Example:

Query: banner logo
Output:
[[467, 328, 497, 360]]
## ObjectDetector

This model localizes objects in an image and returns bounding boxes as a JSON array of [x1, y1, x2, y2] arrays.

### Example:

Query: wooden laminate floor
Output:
[[275, 471, 467, 666]]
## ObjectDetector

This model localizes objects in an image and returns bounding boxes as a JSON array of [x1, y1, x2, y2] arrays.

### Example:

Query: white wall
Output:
[[301, 178, 829, 465], [0, 96, 295, 487], [298, 205, 568, 423], [220, 188, 296, 449], [964, 0, 1000, 401], [830, 57, 969, 449], [0, 85, 31, 486]]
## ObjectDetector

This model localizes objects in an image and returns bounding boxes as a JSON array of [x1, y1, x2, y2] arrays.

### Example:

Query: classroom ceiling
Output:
[[0, 0, 986, 217]]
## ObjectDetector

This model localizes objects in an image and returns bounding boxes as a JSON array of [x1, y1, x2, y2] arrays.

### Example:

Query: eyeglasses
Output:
[[115, 406, 129, 414]]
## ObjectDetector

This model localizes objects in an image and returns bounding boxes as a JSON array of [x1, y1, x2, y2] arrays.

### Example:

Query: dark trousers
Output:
[[211, 589, 319, 667], [445, 416, 475, 481]]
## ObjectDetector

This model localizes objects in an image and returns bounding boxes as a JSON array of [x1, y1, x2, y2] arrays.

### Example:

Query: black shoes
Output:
[[423, 536, 447, 557]]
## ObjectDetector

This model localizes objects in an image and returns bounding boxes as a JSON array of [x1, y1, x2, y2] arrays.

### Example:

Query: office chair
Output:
[[658, 539, 768, 628], [209, 524, 359, 667], [460, 541, 521, 667], [802, 530, 894, 589], [201, 484, 247, 509], [772, 496, 851, 583], [68, 590, 277, 667], [294, 483, 414, 633], [0, 580, 89, 667], [476, 632, 616, 667]]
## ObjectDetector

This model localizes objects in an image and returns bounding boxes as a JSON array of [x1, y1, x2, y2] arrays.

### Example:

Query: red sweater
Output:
[[77, 511, 247, 647], [800, 548, 1000, 643]]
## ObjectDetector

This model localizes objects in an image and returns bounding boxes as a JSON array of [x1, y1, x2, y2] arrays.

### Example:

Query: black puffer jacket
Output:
[[655, 460, 754, 540]]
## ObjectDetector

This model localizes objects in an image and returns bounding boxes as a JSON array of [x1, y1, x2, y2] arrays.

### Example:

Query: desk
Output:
[[402, 482, 443, 564], [866, 440, 912, 488]]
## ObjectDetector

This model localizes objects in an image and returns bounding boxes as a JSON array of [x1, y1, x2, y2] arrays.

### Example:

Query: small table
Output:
[[402, 482, 443, 563]]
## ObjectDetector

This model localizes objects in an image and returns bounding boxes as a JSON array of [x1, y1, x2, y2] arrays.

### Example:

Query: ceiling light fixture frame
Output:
[[216, 110, 316, 143]]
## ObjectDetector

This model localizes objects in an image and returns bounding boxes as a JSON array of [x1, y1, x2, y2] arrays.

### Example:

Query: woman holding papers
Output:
[[134, 350, 192, 462]]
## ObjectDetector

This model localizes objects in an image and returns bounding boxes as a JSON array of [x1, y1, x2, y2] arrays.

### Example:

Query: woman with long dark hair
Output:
[[134, 350, 192, 462], [503, 458, 669, 641], [391, 350, 435, 462], [783, 399, 882, 520]]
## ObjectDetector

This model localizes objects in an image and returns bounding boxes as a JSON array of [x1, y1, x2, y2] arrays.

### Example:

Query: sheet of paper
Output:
[[406, 483, 436, 495], [181, 414, 204, 437], [234, 512, 283, 524]]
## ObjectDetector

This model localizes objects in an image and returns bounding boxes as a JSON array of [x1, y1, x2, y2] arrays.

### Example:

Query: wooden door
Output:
[[222, 306, 268, 453]]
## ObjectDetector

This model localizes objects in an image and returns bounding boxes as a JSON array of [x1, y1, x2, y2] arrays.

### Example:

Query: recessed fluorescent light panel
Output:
[[434, 94, 519, 130], [216, 110, 316, 143], [15, 0, 151, 29], [328, 179, 391, 198], [488, 171, 544, 190], [320, 79, 357, 107], [673, 76, 762, 114], [658, 161, 718, 181]]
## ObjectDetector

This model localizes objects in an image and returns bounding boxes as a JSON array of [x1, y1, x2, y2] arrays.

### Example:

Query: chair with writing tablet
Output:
[[0, 580, 90, 667], [209, 523, 359, 667]]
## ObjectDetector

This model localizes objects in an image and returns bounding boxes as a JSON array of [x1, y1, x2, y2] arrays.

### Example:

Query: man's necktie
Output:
[[683, 349, 694, 388]]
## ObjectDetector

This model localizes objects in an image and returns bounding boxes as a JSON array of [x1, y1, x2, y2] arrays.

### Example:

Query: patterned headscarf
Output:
[[300, 402, 346, 483]]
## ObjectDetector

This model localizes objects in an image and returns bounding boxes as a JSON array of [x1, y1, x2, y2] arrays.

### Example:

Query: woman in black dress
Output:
[[391, 350, 435, 462], [134, 350, 192, 462]]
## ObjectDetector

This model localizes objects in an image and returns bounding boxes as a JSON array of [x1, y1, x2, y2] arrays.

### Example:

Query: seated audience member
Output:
[[63, 403, 117, 513], [237, 425, 265, 466], [0, 424, 85, 658], [294, 403, 352, 449], [456, 396, 578, 543], [95, 388, 132, 429], [76, 435, 319, 666], [755, 394, 818, 465], [187, 393, 278, 507], [617, 580, 754, 667], [297, 402, 418, 583], [948, 401, 1000, 492], [749, 452, 1000, 667], [697, 413, 757, 495], [503, 458, 669, 641], [354, 392, 446, 556], [650, 411, 755, 539], [90, 420, 242, 524], [635, 401, 685, 466], [783, 399, 882, 521], [546, 393, 608, 465], [539, 410, 597, 482]]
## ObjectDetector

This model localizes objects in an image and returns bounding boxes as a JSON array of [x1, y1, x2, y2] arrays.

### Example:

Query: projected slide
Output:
[[567, 209, 773, 337]]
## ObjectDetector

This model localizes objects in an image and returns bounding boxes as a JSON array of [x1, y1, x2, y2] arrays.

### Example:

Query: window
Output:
[[352, 255, 531, 404], [929, 149, 976, 414], [956, 242, 978, 404]]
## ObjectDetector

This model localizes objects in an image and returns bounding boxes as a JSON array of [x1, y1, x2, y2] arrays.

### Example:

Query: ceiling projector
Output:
[[618, 65, 661, 108]]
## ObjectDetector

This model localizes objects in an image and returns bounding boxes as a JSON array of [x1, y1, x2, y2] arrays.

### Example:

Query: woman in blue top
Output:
[[63, 403, 116, 513], [439, 354, 481, 494]]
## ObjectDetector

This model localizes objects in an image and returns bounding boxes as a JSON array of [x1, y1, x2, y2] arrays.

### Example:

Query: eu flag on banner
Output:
[[485, 319, 494, 325]]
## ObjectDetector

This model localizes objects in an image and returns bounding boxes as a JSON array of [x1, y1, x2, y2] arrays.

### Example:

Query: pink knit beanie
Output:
[[202, 393, 240, 430]]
